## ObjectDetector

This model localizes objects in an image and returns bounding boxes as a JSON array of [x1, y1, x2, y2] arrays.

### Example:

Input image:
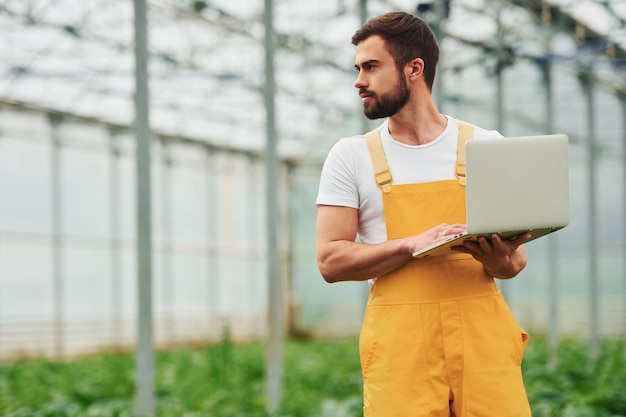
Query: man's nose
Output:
[[354, 75, 365, 90], [354, 73, 366, 90]]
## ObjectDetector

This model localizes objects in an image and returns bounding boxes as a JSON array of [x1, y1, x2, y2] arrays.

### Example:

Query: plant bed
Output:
[[0, 336, 624, 416]]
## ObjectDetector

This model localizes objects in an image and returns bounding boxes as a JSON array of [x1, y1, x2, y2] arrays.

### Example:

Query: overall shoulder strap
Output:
[[455, 120, 475, 185], [365, 128, 393, 193]]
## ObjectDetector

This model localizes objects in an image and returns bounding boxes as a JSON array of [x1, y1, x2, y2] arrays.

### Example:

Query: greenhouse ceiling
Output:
[[1, 0, 625, 160]]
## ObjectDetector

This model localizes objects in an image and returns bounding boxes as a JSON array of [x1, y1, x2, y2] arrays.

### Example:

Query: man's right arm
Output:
[[315, 205, 412, 283], [315, 205, 466, 283]]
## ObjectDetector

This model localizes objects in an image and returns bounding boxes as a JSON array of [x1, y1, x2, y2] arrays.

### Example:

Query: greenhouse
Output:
[[1, 0, 626, 415]]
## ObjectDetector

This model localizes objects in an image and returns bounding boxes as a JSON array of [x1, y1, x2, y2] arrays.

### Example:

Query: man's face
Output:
[[354, 35, 410, 119]]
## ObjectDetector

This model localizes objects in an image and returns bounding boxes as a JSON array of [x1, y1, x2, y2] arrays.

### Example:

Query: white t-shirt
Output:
[[316, 116, 502, 244]]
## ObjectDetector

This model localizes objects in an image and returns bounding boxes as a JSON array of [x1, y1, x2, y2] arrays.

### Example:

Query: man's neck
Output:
[[387, 103, 447, 146]]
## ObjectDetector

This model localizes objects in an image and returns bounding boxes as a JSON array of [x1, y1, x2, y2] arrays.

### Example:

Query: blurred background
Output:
[[0, 0, 624, 363]]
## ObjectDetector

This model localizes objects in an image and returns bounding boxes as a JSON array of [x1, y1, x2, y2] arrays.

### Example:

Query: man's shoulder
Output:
[[327, 133, 369, 156], [472, 125, 504, 140], [333, 121, 387, 148]]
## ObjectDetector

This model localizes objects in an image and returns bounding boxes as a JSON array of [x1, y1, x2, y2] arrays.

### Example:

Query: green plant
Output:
[[0, 336, 624, 416]]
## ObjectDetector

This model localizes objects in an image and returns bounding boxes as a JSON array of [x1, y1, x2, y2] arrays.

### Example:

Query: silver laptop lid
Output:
[[465, 134, 569, 234]]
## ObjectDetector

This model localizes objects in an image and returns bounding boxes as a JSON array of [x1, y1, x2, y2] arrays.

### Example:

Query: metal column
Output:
[[542, 60, 560, 354], [432, 0, 446, 111], [494, 1, 510, 301], [247, 157, 259, 332], [160, 141, 174, 344], [358, 0, 371, 312], [621, 91, 626, 347], [49, 114, 64, 359], [109, 129, 122, 348], [359, 0, 367, 27], [134, 0, 155, 414], [264, 0, 283, 413], [579, 71, 599, 358], [206, 151, 221, 338]]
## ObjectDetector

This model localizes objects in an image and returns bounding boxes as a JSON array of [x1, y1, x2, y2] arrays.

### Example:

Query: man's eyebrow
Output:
[[355, 59, 379, 69]]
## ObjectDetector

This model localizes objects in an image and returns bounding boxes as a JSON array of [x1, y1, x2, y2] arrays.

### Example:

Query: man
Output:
[[315, 11, 532, 417]]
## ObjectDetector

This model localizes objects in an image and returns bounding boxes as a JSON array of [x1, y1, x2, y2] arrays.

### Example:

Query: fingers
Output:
[[462, 232, 531, 256], [491, 232, 531, 252], [511, 232, 532, 245], [479, 235, 495, 251], [457, 236, 487, 255], [474, 234, 508, 254], [436, 223, 467, 237]]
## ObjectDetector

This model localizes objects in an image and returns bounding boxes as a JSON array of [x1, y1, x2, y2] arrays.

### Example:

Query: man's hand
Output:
[[452, 232, 531, 278], [404, 222, 467, 250]]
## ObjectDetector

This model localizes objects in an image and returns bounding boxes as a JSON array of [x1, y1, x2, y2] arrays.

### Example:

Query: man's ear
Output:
[[407, 57, 425, 80]]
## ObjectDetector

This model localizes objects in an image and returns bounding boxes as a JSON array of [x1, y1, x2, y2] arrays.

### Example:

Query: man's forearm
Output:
[[317, 239, 412, 283]]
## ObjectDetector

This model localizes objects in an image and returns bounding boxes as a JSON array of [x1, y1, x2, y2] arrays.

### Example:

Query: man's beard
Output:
[[361, 74, 410, 120]]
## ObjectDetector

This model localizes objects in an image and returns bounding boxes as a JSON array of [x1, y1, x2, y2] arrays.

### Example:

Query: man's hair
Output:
[[352, 11, 439, 91]]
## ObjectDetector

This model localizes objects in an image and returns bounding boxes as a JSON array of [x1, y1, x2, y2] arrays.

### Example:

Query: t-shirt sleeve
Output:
[[316, 139, 360, 209]]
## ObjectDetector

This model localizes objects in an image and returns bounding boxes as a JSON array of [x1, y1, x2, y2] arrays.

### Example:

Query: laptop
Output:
[[412, 134, 569, 258]]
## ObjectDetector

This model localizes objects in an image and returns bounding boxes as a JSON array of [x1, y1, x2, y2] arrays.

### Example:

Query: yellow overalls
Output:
[[360, 122, 531, 417]]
